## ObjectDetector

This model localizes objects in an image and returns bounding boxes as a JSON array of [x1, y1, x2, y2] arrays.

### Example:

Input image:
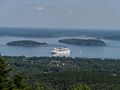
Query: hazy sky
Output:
[[1, 0, 120, 29]]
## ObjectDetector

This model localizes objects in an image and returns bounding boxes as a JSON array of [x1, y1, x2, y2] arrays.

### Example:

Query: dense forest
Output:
[[1, 56, 120, 90]]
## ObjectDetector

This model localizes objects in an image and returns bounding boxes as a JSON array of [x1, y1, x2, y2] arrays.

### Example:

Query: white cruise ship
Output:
[[50, 47, 70, 55]]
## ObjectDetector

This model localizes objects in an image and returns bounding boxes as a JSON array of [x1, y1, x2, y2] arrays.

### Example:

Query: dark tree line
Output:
[[2, 56, 120, 90]]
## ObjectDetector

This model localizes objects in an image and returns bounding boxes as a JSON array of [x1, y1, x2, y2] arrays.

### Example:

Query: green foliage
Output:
[[85, 85, 91, 90], [70, 84, 91, 90], [13, 74, 31, 90], [0, 58, 14, 90], [71, 84, 83, 90], [3, 56, 120, 90], [34, 82, 44, 90], [0, 58, 31, 90]]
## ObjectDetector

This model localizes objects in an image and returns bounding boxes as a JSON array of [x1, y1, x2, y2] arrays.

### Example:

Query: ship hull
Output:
[[50, 50, 70, 54]]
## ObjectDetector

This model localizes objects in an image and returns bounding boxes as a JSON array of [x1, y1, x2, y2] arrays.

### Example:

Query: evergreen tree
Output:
[[0, 58, 14, 90], [0, 58, 30, 90], [13, 74, 31, 90], [85, 84, 91, 90], [34, 81, 44, 90]]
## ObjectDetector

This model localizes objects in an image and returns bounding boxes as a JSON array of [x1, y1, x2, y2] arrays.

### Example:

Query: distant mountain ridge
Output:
[[0, 27, 120, 40]]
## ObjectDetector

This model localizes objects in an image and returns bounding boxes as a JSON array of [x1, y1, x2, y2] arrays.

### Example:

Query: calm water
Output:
[[0, 36, 120, 59]]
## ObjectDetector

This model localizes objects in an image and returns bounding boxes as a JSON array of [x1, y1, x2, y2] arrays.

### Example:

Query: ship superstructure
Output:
[[50, 47, 70, 56]]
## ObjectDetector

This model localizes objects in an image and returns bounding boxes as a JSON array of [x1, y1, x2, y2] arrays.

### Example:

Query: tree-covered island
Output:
[[7, 40, 47, 47], [59, 38, 106, 46]]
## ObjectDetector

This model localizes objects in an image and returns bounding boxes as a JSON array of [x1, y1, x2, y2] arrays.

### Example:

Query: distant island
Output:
[[7, 40, 47, 47], [59, 38, 106, 46]]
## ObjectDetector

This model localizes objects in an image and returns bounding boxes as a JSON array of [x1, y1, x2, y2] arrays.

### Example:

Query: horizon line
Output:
[[0, 26, 120, 31]]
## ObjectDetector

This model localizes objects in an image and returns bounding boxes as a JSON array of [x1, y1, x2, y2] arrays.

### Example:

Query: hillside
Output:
[[3, 56, 120, 90]]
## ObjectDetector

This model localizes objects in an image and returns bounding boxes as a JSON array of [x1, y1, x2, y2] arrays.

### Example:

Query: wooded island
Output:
[[7, 40, 47, 47], [59, 38, 106, 46]]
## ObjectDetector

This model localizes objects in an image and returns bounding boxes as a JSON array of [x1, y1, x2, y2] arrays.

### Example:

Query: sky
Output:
[[1, 0, 120, 29]]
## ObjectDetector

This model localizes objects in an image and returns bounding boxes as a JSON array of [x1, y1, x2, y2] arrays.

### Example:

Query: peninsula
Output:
[[59, 38, 106, 46], [7, 40, 47, 47]]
